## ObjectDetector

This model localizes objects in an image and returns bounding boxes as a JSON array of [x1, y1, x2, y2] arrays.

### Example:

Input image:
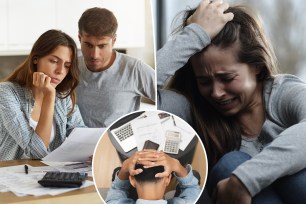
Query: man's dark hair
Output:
[[78, 7, 118, 36], [134, 164, 165, 183]]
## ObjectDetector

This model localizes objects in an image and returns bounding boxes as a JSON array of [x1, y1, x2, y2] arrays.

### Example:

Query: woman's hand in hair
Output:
[[213, 176, 251, 204], [187, 0, 234, 39]]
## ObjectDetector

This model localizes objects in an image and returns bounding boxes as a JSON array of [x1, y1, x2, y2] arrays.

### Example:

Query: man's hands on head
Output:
[[118, 151, 146, 180], [118, 150, 187, 180], [139, 150, 187, 178]]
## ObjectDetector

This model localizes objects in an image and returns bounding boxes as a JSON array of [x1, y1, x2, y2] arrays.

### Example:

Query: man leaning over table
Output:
[[76, 7, 156, 128]]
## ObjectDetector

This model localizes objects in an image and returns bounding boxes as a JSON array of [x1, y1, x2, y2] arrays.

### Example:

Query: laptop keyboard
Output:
[[113, 123, 134, 141]]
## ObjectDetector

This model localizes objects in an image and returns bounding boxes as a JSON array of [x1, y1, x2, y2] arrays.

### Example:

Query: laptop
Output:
[[110, 122, 137, 152]]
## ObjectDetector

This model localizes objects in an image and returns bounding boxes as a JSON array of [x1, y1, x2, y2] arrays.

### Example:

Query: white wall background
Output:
[[0, 0, 152, 58]]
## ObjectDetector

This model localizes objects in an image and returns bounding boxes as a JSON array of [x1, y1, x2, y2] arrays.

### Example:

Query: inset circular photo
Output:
[[93, 110, 207, 203]]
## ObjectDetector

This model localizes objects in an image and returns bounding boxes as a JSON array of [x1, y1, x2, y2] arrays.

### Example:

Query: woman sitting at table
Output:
[[0, 29, 86, 160]]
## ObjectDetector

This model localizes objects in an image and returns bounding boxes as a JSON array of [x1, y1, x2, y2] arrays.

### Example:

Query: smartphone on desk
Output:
[[143, 140, 160, 150]]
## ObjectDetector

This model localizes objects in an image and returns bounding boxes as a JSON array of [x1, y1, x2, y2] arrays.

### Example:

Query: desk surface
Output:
[[0, 160, 102, 204], [108, 111, 198, 164]]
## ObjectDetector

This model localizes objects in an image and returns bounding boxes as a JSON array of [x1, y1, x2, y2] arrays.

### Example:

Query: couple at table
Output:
[[0, 7, 155, 161]]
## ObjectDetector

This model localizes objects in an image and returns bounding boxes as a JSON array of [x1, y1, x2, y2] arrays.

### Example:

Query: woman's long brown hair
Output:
[[167, 6, 279, 167], [4, 29, 80, 116]]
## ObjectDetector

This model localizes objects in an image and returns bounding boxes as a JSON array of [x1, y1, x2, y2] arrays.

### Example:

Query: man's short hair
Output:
[[134, 164, 165, 183], [78, 7, 118, 37]]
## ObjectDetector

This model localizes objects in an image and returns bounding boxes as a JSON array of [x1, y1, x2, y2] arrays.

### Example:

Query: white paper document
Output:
[[132, 114, 165, 150], [113, 111, 196, 153], [43, 128, 105, 162]]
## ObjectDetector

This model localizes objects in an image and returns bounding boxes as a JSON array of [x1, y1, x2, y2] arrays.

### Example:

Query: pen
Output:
[[24, 164, 28, 174], [172, 115, 176, 126], [64, 162, 86, 166]]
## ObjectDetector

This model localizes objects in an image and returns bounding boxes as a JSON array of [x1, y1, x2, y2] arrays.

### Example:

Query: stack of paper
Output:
[[114, 111, 196, 152]]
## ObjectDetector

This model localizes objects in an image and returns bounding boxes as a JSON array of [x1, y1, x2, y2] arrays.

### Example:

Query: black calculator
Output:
[[38, 172, 88, 188]]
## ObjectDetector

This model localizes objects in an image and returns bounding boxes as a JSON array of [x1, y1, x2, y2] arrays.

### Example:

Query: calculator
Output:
[[38, 172, 88, 188], [163, 130, 181, 154]]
